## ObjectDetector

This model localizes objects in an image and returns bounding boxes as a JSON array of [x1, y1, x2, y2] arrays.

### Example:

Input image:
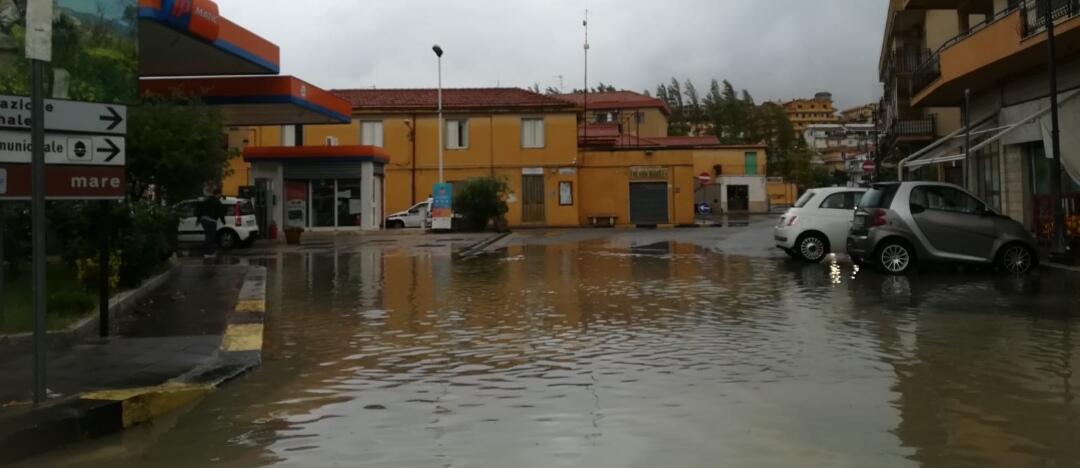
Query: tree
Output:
[[528, 83, 542, 93], [126, 97, 233, 202], [453, 177, 510, 231], [683, 79, 703, 135]]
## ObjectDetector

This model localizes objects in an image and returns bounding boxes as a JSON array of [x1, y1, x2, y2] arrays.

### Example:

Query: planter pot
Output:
[[284, 228, 303, 245]]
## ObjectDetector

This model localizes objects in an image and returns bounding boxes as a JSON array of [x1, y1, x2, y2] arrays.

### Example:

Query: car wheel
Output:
[[796, 232, 829, 263], [877, 240, 914, 275], [388, 220, 405, 229], [997, 243, 1036, 275], [217, 230, 240, 250]]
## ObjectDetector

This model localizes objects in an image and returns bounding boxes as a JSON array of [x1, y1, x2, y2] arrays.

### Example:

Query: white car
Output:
[[176, 197, 260, 249], [386, 199, 431, 229], [774, 187, 867, 262]]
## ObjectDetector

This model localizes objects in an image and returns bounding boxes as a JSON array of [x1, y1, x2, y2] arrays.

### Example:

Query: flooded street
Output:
[[20, 221, 1080, 468]]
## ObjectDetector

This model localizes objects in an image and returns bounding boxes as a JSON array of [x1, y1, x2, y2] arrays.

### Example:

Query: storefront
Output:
[[244, 146, 388, 231]]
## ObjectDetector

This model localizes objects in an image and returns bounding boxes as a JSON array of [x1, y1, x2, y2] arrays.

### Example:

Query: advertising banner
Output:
[[431, 182, 452, 230]]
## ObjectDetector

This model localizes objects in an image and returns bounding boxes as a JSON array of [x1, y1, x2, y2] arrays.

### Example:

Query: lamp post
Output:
[[433, 45, 444, 183], [1042, 0, 1068, 260]]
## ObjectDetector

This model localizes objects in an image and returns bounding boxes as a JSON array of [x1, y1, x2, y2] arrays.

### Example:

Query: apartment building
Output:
[[558, 91, 670, 138], [893, 0, 1080, 242], [783, 92, 841, 132], [841, 103, 879, 124]]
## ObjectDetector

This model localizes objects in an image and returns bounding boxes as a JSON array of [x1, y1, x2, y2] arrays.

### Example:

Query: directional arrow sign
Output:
[[0, 130, 125, 166], [0, 94, 126, 135]]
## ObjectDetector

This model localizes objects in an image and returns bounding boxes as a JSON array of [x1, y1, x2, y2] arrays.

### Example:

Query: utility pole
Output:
[[1044, 0, 1069, 260], [433, 45, 444, 183]]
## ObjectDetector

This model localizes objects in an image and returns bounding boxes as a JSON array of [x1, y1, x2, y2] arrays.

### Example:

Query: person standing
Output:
[[195, 188, 225, 258]]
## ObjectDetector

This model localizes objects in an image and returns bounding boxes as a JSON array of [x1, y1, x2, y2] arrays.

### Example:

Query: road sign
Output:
[[0, 164, 125, 200], [0, 95, 126, 135], [862, 160, 877, 173], [698, 172, 712, 183], [0, 130, 124, 166]]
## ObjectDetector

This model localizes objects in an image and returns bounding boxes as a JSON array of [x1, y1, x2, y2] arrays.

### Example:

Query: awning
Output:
[[243, 146, 391, 164], [901, 90, 1080, 174], [138, 0, 280, 76], [140, 76, 352, 125]]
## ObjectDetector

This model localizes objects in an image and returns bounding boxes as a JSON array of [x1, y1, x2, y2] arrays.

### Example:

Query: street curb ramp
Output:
[[0, 266, 268, 463]]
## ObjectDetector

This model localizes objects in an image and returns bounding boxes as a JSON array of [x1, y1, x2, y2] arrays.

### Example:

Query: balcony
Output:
[[912, 0, 1080, 106]]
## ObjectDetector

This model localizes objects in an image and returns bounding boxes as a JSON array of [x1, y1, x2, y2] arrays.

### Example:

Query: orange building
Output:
[[783, 92, 841, 132]]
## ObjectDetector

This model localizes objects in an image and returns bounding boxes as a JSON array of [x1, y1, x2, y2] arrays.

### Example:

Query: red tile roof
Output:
[[558, 91, 670, 115], [330, 88, 578, 112]]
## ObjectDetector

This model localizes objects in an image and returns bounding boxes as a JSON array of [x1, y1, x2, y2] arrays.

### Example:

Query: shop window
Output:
[[1029, 143, 1080, 195], [361, 121, 384, 147], [744, 152, 759, 175], [446, 119, 469, 149], [521, 118, 545, 148]]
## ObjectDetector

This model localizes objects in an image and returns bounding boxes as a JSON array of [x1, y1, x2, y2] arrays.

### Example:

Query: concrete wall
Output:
[[717, 176, 769, 213]]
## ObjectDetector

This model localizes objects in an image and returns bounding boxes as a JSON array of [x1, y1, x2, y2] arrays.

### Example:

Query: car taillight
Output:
[[872, 209, 888, 227], [786, 216, 798, 227], [234, 204, 242, 227]]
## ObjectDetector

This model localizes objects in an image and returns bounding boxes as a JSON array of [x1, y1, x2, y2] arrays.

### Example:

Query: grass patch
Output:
[[0, 262, 98, 334]]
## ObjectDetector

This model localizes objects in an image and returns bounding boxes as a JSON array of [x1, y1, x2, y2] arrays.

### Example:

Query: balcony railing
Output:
[[1023, 0, 1080, 37], [911, 55, 941, 96], [895, 116, 936, 138], [909, 2, 1028, 96]]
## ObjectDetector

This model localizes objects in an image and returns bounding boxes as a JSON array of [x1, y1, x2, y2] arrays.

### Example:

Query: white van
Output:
[[385, 199, 431, 229], [176, 197, 260, 249]]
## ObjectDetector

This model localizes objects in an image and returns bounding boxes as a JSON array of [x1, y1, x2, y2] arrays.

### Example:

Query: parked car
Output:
[[176, 197, 260, 249], [846, 182, 1038, 274], [775, 187, 867, 262], [385, 199, 431, 229]]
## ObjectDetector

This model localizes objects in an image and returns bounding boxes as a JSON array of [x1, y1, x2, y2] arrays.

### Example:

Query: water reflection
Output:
[[16, 237, 1080, 468]]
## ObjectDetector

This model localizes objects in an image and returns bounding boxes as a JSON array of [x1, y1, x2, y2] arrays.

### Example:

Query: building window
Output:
[[361, 121, 384, 147], [559, 181, 573, 206], [521, 118, 545, 148], [325, 136, 339, 146], [635, 111, 645, 124], [446, 119, 469, 149], [744, 152, 759, 175]]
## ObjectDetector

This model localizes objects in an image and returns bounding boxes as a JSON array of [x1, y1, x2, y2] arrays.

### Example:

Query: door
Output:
[[404, 202, 427, 228], [816, 191, 863, 251], [727, 185, 749, 211], [630, 182, 669, 225], [695, 184, 723, 215], [254, 178, 270, 237], [909, 185, 997, 259], [522, 175, 545, 223]]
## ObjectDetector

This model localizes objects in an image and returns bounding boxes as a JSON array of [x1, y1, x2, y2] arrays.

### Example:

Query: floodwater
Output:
[[16, 228, 1080, 468]]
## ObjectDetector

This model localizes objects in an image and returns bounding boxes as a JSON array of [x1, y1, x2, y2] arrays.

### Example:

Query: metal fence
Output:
[[895, 116, 936, 137]]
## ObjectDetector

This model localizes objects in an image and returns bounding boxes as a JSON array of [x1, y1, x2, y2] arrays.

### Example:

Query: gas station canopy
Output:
[[138, 0, 280, 76], [140, 76, 353, 126]]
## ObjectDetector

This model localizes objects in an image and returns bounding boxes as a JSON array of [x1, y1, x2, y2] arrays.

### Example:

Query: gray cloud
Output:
[[220, 0, 886, 110]]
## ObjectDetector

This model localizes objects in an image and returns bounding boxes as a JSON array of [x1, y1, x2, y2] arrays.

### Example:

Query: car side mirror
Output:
[[910, 203, 926, 214]]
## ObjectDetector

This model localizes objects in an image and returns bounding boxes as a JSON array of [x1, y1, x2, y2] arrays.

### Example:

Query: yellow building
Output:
[[841, 103, 878, 124], [225, 87, 773, 229], [783, 92, 841, 132]]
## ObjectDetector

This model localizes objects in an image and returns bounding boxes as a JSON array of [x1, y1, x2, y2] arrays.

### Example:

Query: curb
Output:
[[1045, 262, 1080, 273], [0, 259, 181, 354], [0, 266, 268, 463]]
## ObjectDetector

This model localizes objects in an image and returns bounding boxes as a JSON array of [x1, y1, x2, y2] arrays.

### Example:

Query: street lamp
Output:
[[433, 45, 444, 183]]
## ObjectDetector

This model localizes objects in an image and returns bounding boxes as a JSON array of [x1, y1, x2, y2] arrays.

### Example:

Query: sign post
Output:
[[27, 0, 53, 406]]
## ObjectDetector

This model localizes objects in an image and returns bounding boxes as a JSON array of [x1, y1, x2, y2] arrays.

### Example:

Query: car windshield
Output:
[[793, 191, 816, 208], [858, 185, 900, 209]]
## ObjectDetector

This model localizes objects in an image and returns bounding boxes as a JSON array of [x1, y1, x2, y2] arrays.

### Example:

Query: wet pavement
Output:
[[11, 223, 1080, 468], [0, 264, 247, 404]]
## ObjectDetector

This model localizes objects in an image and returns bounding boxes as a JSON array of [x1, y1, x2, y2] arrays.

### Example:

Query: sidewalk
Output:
[[0, 261, 267, 462]]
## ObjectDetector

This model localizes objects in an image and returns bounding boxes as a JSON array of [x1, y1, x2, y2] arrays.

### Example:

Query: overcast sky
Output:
[[220, 0, 887, 110]]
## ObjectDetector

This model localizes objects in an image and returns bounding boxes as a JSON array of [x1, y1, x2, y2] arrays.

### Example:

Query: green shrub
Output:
[[452, 177, 510, 232], [47, 291, 96, 317]]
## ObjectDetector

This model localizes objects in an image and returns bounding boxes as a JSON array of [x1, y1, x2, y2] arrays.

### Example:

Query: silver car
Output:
[[846, 182, 1038, 274]]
